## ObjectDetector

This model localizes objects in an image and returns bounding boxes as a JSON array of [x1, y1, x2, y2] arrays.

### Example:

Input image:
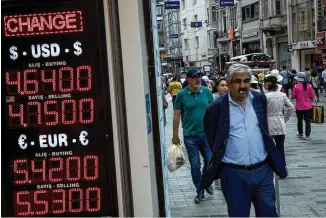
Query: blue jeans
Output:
[[220, 163, 278, 217], [183, 135, 212, 193]]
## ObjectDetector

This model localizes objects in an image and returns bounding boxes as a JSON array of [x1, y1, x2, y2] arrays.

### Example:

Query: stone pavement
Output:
[[164, 93, 326, 217]]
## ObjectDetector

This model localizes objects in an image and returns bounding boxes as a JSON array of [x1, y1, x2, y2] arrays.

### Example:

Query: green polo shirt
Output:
[[174, 86, 214, 136]]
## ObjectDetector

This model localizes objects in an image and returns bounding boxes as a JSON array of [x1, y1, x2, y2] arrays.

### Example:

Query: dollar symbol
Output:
[[78, 130, 89, 146], [10, 46, 18, 61], [18, 134, 28, 150], [73, 41, 82, 56]]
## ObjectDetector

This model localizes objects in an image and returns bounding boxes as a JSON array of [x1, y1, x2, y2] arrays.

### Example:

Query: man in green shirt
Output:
[[172, 68, 214, 204]]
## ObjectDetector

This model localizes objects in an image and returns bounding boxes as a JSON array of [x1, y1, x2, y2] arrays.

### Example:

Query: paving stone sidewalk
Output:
[[164, 94, 326, 217]]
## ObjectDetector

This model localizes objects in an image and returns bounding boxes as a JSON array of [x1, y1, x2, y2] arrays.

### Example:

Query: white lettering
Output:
[[39, 135, 47, 147]]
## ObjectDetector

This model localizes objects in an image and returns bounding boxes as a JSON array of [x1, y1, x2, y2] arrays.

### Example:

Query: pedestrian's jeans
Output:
[[296, 109, 312, 136], [183, 135, 212, 193], [220, 163, 278, 217]]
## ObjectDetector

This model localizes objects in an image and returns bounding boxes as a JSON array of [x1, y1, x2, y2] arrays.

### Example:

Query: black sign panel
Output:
[[1, 0, 118, 216]]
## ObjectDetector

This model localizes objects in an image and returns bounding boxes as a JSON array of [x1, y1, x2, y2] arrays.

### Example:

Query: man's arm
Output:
[[172, 94, 182, 144], [172, 109, 181, 145]]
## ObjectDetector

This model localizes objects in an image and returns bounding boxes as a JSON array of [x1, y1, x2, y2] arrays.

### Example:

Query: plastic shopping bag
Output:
[[167, 144, 186, 172]]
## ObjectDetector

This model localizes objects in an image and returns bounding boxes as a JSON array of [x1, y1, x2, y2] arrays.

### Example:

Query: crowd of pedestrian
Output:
[[166, 63, 322, 217]]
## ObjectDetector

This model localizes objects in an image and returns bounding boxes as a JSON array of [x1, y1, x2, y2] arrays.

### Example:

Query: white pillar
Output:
[[291, 51, 300, 71], [273, 37, 278, 67], [118, 0, 159, 216]]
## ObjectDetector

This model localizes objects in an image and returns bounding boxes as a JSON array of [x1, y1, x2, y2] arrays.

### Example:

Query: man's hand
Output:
[[172, 136, 180, 145]]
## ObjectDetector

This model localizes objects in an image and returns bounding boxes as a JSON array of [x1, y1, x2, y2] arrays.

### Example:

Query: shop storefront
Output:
[[316, 31, 326, 67], [278, 42, 292, 69], [242, 29, 261, 54], [232, 40, 241, 57], [291, 40, 322, 71], [218, 42, 230, 71]]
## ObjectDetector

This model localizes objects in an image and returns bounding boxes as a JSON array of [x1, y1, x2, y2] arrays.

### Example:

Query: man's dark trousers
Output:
[[220, 163, 278, 217], [282, 83, 290, 97]]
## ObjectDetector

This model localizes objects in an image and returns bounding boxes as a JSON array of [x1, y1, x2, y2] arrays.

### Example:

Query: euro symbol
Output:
[[18, 134, 28, 150], [79, 130, 89, 146]]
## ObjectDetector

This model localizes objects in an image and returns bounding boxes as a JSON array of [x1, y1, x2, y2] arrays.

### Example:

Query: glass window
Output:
[[157, 20, 163, 31], [196, 36, 199, 48], [184, 39, 188, 49], [222, 12, 227, 32], [251, 4, 255, 18], [254, 3, 259, 18], [276, 0, 281, 15], [213, 31, 218, 48], [263, 0, 268, 18], [183, 18, 187, 30], [156, 5, 163, 16], [207, 7, 209, 21], [212, 6, 217, 22], [246, 7, 250, 20]]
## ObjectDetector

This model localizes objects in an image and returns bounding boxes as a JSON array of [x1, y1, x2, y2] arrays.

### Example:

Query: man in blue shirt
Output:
[[172, 68, 214, 204], [280, 66, 294, 97], [201, 64, 287, 217]]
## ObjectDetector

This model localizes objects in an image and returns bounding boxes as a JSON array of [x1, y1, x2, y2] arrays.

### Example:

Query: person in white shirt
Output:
[[264, 75, 295, 166], [322, 69, 326, 97]]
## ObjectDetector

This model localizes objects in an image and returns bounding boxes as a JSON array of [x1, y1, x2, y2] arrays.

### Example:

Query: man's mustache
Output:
[[238, 88, 249, 92]]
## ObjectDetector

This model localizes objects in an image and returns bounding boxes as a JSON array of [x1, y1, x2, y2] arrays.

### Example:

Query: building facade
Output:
[[214, 0, 242, 71], [315, 0, 326, 67], [240, 0, 262, 56], [207, 0, 219, 73], [163, 0, 183, 74], [156, 1, 166, 71], [261, 0, 290, 69], [180, 0, 210, 69], [288, 0, 321, 71]]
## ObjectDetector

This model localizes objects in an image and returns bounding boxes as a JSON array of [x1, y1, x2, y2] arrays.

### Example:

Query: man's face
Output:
[[227, 72, 251, 101], [187, 74, 201, 88]]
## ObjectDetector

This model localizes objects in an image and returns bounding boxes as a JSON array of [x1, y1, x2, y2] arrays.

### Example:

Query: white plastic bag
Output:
[[167, 144, 186, 172]]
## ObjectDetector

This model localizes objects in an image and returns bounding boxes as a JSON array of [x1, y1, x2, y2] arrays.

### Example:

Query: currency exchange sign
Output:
[[1, 0, 118, 216]]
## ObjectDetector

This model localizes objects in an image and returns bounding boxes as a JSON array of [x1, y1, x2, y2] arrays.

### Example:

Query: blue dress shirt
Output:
[[223, 92, 267, 165]]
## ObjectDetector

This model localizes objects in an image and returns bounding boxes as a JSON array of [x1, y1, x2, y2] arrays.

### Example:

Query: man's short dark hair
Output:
[[282, 66, 286, 69]]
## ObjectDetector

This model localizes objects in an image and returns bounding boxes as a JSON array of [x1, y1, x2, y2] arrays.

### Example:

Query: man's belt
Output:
[[222, 158, 268, 170]]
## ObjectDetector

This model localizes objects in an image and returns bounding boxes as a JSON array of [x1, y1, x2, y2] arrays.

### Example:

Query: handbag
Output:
[[312, 104, 324, 124]]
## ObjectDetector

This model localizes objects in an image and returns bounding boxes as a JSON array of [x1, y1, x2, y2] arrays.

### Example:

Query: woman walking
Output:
[[211, 77, 228, 189], [292, 72, 316, 140], [264, 75, 295, 166], [212, 77, 228, 100], [311, 70, 320, 102]]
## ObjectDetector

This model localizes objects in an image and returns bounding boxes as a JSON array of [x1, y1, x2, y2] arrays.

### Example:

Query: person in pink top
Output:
[[292, 72, 316, 140]]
